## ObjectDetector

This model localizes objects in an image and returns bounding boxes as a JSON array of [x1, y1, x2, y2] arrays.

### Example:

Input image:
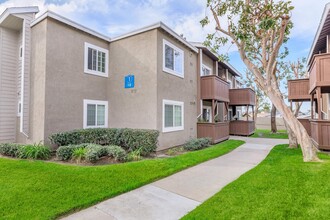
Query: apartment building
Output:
[[288, 3, 330, 150], [0, 7, 255, 150]]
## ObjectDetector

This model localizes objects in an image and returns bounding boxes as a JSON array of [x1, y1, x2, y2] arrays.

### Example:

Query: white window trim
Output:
[[162, 99, 184, 133], [163, 39, 184, 78], [83, 99, 108, 129], [201, 64, 212, 76], [84, 42, 109, 77]]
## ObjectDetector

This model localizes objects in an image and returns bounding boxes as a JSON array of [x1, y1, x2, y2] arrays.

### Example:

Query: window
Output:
[[202, 106, 212, 122], [17, 101, 21, 117], [83, 100, 108, 128], [201, 65, 212, 76], [228, 80, 233, 89], [163, 39, 184, 78], [163, 99, 184, 132], [19, 46, 23, 59], [84, 43, 109, 77]]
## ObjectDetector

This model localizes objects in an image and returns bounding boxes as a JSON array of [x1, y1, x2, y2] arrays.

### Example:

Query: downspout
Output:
[[20, 19, 28, 137]]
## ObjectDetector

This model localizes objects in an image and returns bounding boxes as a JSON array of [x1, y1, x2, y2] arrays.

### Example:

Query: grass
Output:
[[0, 140, 244, 220], [251, 129, 288, 139], [182, 145, 330, 220]]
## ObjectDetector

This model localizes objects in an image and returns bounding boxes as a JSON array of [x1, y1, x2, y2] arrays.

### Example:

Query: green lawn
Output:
[[251, 129, 288, 139], [0, 140, 244, 220], [182, 145, 330, 220]]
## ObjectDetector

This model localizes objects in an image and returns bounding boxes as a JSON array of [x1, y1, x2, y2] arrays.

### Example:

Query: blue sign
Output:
[[125, 75, 135, 89]]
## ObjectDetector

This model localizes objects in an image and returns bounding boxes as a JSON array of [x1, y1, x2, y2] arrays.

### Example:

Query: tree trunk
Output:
[[283, 119, 298, 148], [271, 104, 277, 133], [254, 97, 259, 128], [266, 89, 320, 162]]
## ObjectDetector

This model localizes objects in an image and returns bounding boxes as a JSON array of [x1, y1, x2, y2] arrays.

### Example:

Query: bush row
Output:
[[183, 138, 212, 151], [56, 144, 127, 163], [49, 128, 159, 156], [0, 143, 51, 160]]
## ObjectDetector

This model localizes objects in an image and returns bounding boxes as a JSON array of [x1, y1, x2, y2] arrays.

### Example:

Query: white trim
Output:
[[20, 20, 25, 134], [112, 22, 198, 53], [163, 39, 184, 78], [84, 42, 109, 77], [83, 99, 108, 129], [31, 10, 111, 42], [201, 64, 212, 76], [0, 7, 39, 24], [162, 99, 184, 133]]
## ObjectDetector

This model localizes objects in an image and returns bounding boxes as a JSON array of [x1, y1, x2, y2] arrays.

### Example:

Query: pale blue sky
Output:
[[0, 0, 329, 79]]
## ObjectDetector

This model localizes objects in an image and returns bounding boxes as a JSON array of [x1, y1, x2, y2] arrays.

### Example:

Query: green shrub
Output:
[[0, 143, 22, 157], [183, 138, 212, 151], [49, 128, 159, 156], [56, 143, 89, 161], [71, 148, 87, 163], [16, 144, 51, 160], [106, 145, 127, 162], [85, 144, 104, 163], [126, 149, 142, 162]]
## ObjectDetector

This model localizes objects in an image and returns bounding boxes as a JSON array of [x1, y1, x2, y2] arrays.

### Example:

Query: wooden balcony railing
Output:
[[229, 120, 255, 136], [197, 122, 229, 144], [229, 88, 256, 106], [309, 53, 330, 93], [298, 118, 311, 136], [200, 75, 229, 102], [310, 120, 330, 150], [288, 79, 310, 101]]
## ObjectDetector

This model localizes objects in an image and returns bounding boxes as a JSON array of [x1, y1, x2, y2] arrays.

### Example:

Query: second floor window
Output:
[[84, 43, 109, 77], [202, 65, 212, 76], [163, 39, 184, 78]]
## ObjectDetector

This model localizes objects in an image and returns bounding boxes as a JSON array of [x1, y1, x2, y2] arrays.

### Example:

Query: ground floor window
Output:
[[163, 99, 184, 132], [83, 99, 108, 128], [202, 106, 212, 122]]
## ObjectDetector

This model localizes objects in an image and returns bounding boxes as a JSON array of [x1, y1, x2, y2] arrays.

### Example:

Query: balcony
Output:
[[200, 75, 229, 102], [229, 88, 256, 106], [230, 120, 255, 136], [309, 53, 330, 93], [298, 118, 311, 136], [288, 79, 310, 101], [310, 120, 330, 150], [197, 122, 229, 144]]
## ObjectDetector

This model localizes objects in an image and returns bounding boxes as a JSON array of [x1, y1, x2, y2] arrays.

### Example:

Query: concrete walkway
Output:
[[62, 137, 288, 220]]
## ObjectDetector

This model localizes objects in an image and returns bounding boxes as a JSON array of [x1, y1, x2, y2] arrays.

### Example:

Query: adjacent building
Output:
[[288, 3, 330, 150], [0, 7, 255, 150]]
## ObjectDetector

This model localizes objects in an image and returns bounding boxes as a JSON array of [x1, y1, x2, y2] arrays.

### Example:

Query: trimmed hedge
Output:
[[56, 144, 127, 163], [49, 128, 159, 155], [0, 143, 21, 157], [183, 138, 212, 151]]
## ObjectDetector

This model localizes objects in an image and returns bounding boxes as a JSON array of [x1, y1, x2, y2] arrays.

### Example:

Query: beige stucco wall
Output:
[[43, 18, 109, 143], [108, 30, 158, 130], [156, 30, 198, 150]]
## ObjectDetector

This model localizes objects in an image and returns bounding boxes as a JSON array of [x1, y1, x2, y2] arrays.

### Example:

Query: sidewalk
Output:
[[62, 137, 288, 220]]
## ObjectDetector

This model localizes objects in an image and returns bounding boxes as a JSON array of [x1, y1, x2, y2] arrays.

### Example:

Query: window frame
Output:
[[162, 99, 184, 133], [163, 39, 184, 78], [84, 42, 109, 77], [83, 99, 108, 129], [201, 64, 212, 76], [19, 45, 23, 60], [17, 101, 21, 117]]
